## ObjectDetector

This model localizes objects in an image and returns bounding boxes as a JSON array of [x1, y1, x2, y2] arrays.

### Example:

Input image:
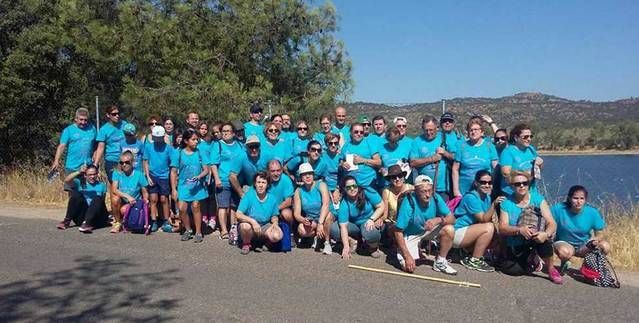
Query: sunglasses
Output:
[[247, 144, 260, 150], [478, 180, 493, 185], [328, 141, 339, 146], [494, 136, 508, 142], [512, 181, 529, 187], [396, 124, 407, 128], [119, 160, 131, 165], [520, 135, 534, 140], [388, 175, 404, 181], [362, 123, 371, 127], [352, 130, 364, 135], [345, 184, 358, 191], [85, 173, 98, 177], [297, 127, 308, 131], [148, 122, 157, 126], [110, 112, 120, 116], [267, 129, 280, 133]]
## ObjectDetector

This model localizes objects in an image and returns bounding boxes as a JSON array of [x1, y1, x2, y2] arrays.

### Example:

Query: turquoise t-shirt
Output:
[[319, 152, 340, 191], [409, 134, 447, 192], [454, 191, 491, 229], [499, 144, 538, 195], [268, 175, 295, 203], [262, 138, 292, 164], [379, 141, 412, 187], [243, 122, 265, 142], [337, 190, 382, 226], [313, 132, 329, 149], [331, 124, 350, 142], [71, 178, 107, 205], [143, 141, 173, 179], [454, 138, 498, 195], [231, 152, 270, 186], [60, 123, 96, 172], [290, 136, 310, 157], [501, 192, 545, 247], [552, 203, 606, 247], [96, 121, 128, 162], [339, 138, 378, 187], [215, 140, 244, 188], [170, 149, 210, 202], [237, 188, 279, 225], [395, 193, 450, 236], [367, 133, 387, 152], [298, 182, 324, 221], [286, 156, 327, 181], [442, 131, 463, 155], [120, 139, 145, 171], [113, 169, 148, 200]]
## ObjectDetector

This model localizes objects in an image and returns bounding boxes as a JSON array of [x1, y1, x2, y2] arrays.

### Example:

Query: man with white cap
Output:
[[393, 174, 457, 275], [229, 135, 269, 199], [143, 125, 175, 231]]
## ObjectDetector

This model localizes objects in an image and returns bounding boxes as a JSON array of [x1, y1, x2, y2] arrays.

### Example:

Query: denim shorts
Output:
[[216, 186, 238, 209], [105, 160, 119, 182], [148, 176, 170, 196]]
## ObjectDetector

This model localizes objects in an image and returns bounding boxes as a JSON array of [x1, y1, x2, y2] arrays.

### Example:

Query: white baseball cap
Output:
[[298, 162, 314, 176], [414, 175, 433, 187], [151, 126, 166, 137]]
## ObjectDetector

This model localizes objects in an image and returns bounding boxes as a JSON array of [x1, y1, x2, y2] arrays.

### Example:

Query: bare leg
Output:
[[191, 201, 202, 235]]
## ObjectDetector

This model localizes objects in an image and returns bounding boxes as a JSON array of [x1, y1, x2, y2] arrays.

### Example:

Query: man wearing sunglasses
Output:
[[50, 108, 97, 187], [94, 105, 129, 183], [243, 103, 265, 142], [285, 140, 327, 182], [229, 135, 269, 199]]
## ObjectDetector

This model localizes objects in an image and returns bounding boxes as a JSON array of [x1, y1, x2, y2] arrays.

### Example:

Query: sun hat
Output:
[[298, 162, 314, 176], [151, 125, 166, 138], [385, 164, 407, 179]]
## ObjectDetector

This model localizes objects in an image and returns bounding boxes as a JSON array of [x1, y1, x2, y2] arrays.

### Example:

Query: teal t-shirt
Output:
[[231, 152, 269, 186], [60, 123, 96, 172], [378, 141, 412, 187], [237, 188, 279, 225], [409, 134, 447, 193], [243, 122, 265, 143], [290, 136, 310, 157], [339, 138, 378, 187], [71, 178, 106, 205], [216, 140, 244, 188], [313, 132, 329, 149], [499, 144, 537, 195], [319, 152, 340, 191], [170, 149, 210, 202], [143, 141, 173, 179], [113, 169, 148, 200], [395, 193, 450, 236], [454, 138, 498, 195], [338, 190, 382, 226], [120, 139, 145, 171], [331, 124, 350, 142], [501, 192, 545, 247], [96, 121, 128, 162], [268, 175, 295, 203], [262, 138, 292, 164], [298, 182, 323, 221], [552, 203, 605, 247], [454, 191, 491, 229]]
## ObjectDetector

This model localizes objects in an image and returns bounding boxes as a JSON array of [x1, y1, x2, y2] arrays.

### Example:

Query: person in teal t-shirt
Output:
[[452, 118, 498, 197], [409, 116, 448, 195], [120, 123, 144, 171], [393, 175, 457, 275], [94, 105, 128, 182], [498, 172, 562, 284], [499, 123, 543, 196], [57, 164, 108, 233], [51, 108, 96, 175], [143, 126, 174, 232], [313, 114, 333, 149], [170, 129, 210, 243], [378, 126, 412, 188], [111, 150, 149, 233], [453, 170, 504, 273], [293, 163, 333, 254], [290, 120, 311, 157], [236, 172, 284, 255], [339, 123, 381, 193], [329, 176, 384, 259], [243, 103, 265, 142], [552, 185, 610, 274]]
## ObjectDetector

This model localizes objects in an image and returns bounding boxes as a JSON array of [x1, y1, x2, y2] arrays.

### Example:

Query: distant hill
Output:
[[345, 92, 639, 131]]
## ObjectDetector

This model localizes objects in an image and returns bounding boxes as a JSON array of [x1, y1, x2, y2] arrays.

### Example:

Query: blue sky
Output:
[[331, 1, 639, 103]]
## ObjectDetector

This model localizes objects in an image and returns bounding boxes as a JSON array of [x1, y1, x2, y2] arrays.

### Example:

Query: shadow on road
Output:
[[0, 256, 182, 322]]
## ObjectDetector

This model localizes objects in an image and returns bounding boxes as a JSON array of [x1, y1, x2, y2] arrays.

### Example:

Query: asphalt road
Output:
[[1, 206, 638, 322]]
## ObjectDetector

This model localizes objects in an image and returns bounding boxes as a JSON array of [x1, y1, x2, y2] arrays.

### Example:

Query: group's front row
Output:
[[61, 152, 610, 286]]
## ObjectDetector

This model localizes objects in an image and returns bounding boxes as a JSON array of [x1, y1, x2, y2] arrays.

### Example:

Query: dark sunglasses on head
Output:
[[494, 136, 507, 142], [478, 180, 493, 185], [119, 160, 131, 165], [520, 135, 534, 140], [512, 181, 529, 187]]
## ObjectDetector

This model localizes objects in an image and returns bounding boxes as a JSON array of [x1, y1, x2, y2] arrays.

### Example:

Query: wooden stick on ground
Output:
[[348, 264, 481, 288]]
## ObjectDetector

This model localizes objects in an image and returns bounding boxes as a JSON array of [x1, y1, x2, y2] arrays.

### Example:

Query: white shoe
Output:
[[433, 258, 458, 275], [322, 241, 333, 255]]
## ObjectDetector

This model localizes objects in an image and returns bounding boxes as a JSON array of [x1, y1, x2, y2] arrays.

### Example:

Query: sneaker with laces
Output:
[[180, 230, 193, 241], [150, 220, 159, 232], [461, 257, 495, 272], [369, 249, 383, 259], [228, 224, 238, 246], [433, 258, 458, 275], [322, 241, 333, 255], [193, 233, 203, 243], [559, 260, 571, 276], [549, 267, 564, 285], [57, 220, 70, 230], [240, 244, 251, 255], [78, 222, 93, 233]]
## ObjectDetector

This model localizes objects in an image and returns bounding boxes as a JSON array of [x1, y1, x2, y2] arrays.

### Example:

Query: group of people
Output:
[[51, 103, 611, 285]]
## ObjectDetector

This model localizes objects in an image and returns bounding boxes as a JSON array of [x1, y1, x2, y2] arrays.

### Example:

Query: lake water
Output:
[[536, 154, 639, 205]]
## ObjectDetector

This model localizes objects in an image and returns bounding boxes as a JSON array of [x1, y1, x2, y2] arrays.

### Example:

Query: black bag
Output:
[[580, 246, 620, 288]]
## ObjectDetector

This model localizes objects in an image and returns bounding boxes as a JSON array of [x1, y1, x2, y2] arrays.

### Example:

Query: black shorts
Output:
[[148, 176, 170, 196]]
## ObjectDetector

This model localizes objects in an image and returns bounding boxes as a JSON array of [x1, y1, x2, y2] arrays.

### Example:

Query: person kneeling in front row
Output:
[[58, 164, 108, 233], [236, 172, 284, 255], [393, 175, 458, 275]]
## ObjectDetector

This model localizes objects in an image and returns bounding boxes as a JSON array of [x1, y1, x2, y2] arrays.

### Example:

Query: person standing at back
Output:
[[410, 116, 449, 199], [120, 124, 144, 172], [244, 103, 265, 142], [143, 126, 174, 232], [438, 112, 461, 198], [93, 105, 128, 183], [185, 111, 200, 130], [50, 107, 97, 184], [332, 106, 350, 146]]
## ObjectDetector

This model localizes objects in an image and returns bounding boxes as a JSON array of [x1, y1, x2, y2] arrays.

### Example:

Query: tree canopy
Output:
[[0, 0, 353, 165]]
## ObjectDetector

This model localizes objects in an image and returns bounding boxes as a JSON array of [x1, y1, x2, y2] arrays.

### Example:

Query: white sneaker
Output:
[[322, 241, 333, 255], [433, 258, 458, 275]]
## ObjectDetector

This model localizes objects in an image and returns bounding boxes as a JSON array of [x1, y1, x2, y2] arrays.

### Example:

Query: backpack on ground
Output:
[[122, 200, 150, 234], [517, 205, 547, 233], [276, 222, 292, 252], [580, 246, 620, 288]]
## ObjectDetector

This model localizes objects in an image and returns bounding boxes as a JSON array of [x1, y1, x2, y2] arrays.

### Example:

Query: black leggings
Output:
[[64, 191, 108, 227], [500, 240, 553, 276]]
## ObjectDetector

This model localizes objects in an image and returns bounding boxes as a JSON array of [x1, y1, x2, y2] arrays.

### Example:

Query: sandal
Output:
[[219, 232, 229, 240]]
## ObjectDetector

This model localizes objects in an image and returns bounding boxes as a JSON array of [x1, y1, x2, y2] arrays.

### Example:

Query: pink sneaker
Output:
[[549, 267, 563, 285], [56, 221, 70, 230]]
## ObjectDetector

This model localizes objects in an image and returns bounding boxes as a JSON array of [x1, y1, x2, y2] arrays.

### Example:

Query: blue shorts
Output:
[[105, 160, 119, 182], [148, 176, 170, 196], [216, 186, 238, 209]]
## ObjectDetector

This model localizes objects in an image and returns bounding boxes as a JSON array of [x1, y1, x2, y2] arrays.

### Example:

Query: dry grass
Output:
[[0, 167, 637, 270]]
